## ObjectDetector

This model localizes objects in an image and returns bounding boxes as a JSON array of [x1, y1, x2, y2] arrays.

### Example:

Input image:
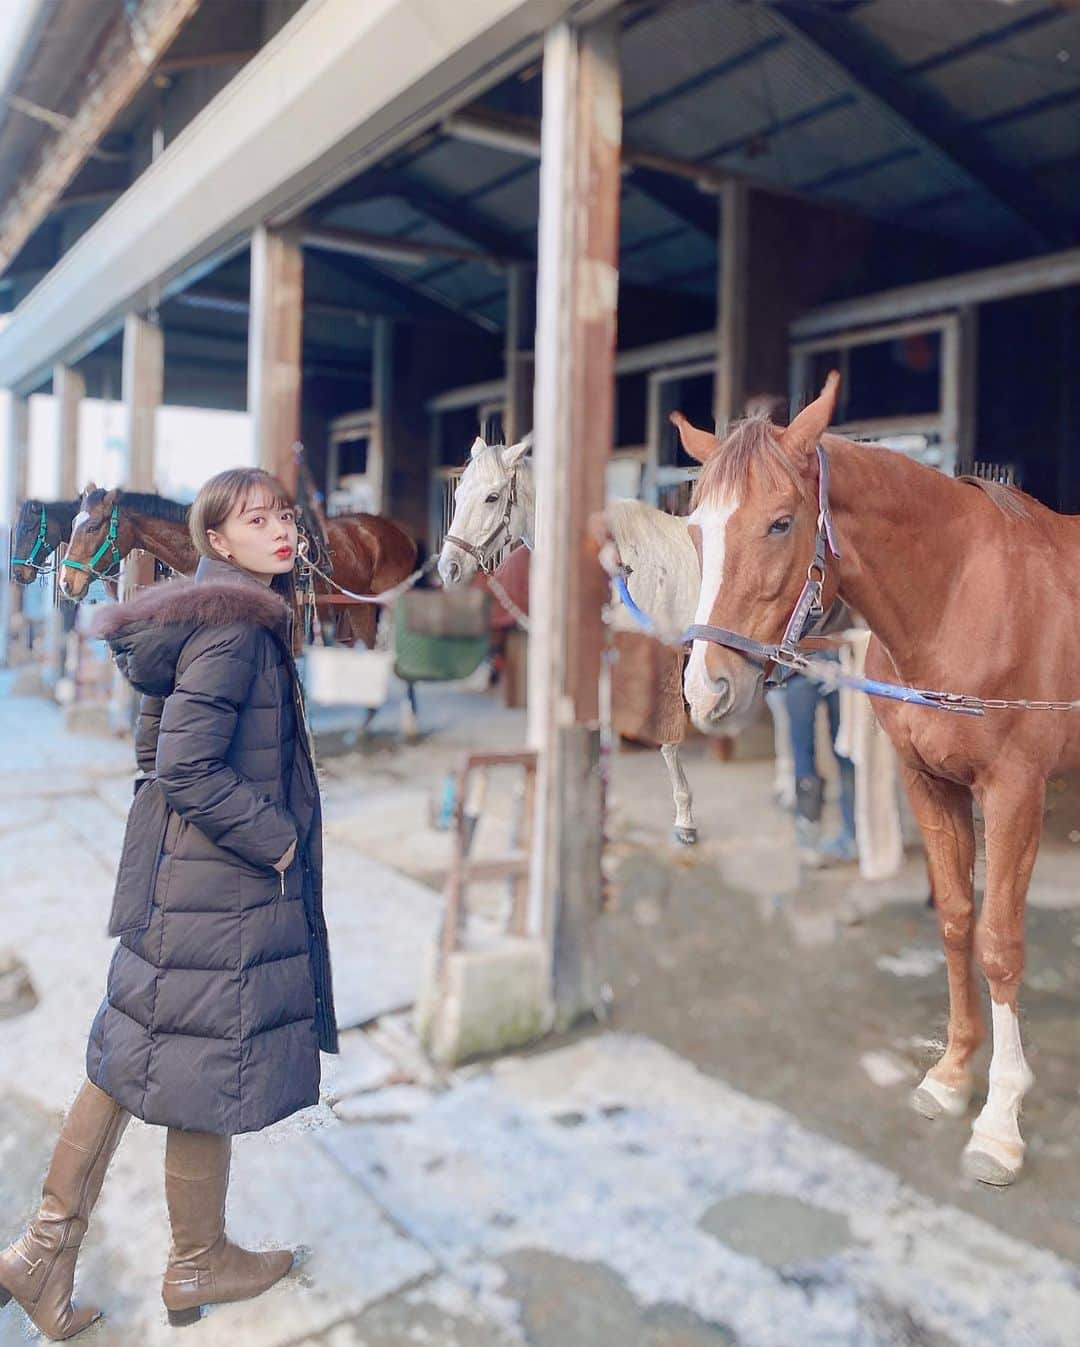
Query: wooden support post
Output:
[[249, 224, 303, 492], [371, 317, 392, 514], [504, 263, 534, 445], [53, 365, 85, 499], [715, 179, 749, 430], [48, 365, 86, 683], [122, 312, 162, 600], [528, 16, 622, 1029], [1, 394, 30, 667], [956, 304, 978, 477]]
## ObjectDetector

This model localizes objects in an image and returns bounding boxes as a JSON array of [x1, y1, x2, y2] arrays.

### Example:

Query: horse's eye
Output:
[[485, 493, 500, 505], [768, 516, 793, 536]]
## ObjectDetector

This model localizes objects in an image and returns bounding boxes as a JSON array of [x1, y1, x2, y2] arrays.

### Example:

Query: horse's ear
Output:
[[779, 370, 840, 460], [82, 481, 98, 497], [669, 411, 717, 465], [470, 436, 488, 460], [102, 487, 120, 506], [504, 432, 532, 467]]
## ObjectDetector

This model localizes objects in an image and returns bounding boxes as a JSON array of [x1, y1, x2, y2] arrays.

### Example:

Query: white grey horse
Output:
[[438, 434, 701, 844]]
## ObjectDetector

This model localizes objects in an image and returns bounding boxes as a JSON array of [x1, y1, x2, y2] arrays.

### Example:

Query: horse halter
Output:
[[444, 468, 519, 576], [11, 504, 54, 573], [62, 502, 123, 581], [683, 443, 842, 686]]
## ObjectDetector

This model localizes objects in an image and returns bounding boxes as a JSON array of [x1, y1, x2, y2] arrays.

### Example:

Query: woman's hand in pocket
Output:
[[273, 839, 297, 873]]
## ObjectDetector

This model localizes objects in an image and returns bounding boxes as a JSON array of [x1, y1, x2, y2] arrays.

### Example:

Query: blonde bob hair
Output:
[[188, 467, 295, 560]]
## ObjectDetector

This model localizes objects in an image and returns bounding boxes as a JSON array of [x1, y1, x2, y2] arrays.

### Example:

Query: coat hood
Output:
[[90, 556, 292, 697]]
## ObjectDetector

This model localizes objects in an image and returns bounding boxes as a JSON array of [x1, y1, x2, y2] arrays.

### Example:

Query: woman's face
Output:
[[206, 493, 298, 584]]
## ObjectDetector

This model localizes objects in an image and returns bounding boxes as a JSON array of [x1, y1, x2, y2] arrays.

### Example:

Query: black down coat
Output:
[[85, 556, 338, 1135]]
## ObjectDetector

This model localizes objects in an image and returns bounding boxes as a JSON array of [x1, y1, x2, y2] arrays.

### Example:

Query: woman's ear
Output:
[[205, 528, 232, 562]]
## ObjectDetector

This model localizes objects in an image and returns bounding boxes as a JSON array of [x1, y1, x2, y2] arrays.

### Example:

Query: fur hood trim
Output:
[[90, 575, 289, 641]]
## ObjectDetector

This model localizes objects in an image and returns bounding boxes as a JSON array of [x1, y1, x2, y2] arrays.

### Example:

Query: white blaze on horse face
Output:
[[72, 511, 90, 532], [684, 494, 738, 719]]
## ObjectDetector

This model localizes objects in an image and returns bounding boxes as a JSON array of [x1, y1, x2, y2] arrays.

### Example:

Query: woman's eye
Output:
[[768, 516, 793, 535], [249, 516, 264, 526]]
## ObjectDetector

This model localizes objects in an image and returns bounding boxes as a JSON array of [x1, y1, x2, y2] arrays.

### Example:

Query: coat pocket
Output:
[[108, 779, 171, 937]]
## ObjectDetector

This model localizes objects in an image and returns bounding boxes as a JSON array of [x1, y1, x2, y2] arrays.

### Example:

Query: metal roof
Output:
[[293, 0, 1079, 337], [2, 0, 1078, 363]]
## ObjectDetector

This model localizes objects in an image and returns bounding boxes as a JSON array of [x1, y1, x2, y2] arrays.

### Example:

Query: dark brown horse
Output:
[[678, 371, 1080, 1185], [10, 498, 80, 584], [59, 486, 418, 648]]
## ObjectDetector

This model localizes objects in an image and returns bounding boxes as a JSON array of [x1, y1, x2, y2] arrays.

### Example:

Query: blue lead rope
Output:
[[613, 572, 983, 717]]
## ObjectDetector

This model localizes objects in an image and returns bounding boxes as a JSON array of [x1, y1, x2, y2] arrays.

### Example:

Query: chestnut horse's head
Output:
[[683, 371, 841, 736], [59, 485, 124, 600]]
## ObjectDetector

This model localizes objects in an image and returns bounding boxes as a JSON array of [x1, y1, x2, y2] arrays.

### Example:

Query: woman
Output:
[[0, 468, 338, 1338]]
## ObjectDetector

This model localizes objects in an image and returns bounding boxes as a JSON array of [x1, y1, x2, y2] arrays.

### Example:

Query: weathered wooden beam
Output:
[[248, 224, 303, 491], [0, 0, 204, 277], [529, 17, 622, 1029], [714, 179, 748, 429]]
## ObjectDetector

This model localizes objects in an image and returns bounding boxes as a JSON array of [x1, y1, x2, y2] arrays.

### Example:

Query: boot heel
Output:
[[168, 1306, 203, 1327]]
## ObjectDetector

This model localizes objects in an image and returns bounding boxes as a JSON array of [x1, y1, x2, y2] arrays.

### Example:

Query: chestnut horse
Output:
[[10, 498, 80, 584], [59, 486, 418, 648], [678, 371, 1079, 1186]]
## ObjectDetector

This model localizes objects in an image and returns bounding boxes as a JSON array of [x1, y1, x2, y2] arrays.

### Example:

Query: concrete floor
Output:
[[1, 676, 1078, 1346]]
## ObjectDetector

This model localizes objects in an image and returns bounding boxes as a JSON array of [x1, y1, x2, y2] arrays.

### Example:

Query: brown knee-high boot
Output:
[[161, 1129, 293, 1327], [0, 1079, 130, 1341]]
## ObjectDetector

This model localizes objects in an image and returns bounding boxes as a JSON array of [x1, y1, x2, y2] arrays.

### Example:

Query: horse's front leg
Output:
[[963, 773, 1042, 1186], [660, 742, 697, 846], [902, 768, 982, 1120]]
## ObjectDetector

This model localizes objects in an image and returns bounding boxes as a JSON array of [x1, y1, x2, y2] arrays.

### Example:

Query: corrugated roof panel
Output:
[[919, 17, 1080, 123], [849, 0, 1033, 69], [621, 0, 772, 116], [982, 101, 1080, 168], [618, 187, 697, 249], [324, 197, 425, 236], [466, 170, 539, 239], [405, 136, 529, 200], [628, 34, 848, 165]]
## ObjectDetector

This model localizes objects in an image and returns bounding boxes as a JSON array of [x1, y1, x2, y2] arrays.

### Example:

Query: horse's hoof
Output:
[[673, 827, 698, 847], [963, 1132, 1024, 1186], [911, 1074, 971, 1120], [963, 1147, 1021, 1187]]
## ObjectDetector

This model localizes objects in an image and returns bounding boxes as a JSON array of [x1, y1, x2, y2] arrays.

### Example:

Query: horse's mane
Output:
[[693, 418, 1035, 528], [691, 414, 806, 509], [83, 488, 190, 525], [17, 497, 78, 525], [954, 475, 1031, 521]]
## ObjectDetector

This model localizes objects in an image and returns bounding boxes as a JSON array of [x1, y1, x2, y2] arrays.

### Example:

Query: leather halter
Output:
[[683, 444, 840, 685], [444, 469, 519, 576]]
